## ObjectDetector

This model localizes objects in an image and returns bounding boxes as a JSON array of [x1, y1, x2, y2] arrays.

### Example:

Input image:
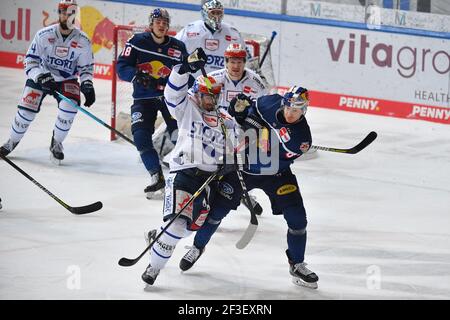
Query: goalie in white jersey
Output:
[[0, 0, 95, 164], [175, 0, 249, 77], [141, 47, 237, 285]]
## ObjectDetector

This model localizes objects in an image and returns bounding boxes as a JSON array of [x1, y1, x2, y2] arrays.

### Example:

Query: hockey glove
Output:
[[134, 70, 155, 88], [80, 80, 96, 107], [181, 47, 207, 74], [37, 73, 58, 96], [229, 93, 252, 121]]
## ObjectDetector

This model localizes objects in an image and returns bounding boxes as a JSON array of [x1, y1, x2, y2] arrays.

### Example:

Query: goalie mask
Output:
[[58, 0, 78, 30], [201, 0, 224, 31]]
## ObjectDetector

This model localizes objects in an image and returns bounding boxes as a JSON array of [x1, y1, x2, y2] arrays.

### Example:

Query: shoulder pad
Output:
[[37, 26, 54, 37], [251, 75, 265, 89], [78, 31, 91, 43]]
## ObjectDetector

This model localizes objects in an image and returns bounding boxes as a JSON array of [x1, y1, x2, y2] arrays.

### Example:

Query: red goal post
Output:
[[111, 25, 273, 141]]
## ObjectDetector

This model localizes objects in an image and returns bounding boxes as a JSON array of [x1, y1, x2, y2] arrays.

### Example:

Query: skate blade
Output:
[[146, 190, 165, 200], [292, 277, 318, 289], [49, 154, 62, 166]]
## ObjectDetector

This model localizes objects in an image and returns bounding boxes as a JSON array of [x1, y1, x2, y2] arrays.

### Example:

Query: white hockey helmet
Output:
[[224, 43, 247, 60], [58, 0, 77, 12], [149, 8, 170, 27], [201, 0, 224, 31], [58, 0, 78, 30], [282, 86, 309, 114]]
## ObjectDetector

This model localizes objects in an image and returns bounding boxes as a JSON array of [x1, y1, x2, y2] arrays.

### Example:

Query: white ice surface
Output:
[[0, 67, 449, 300]]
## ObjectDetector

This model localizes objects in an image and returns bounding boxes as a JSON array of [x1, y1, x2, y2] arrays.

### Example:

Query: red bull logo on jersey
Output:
[[137, 61, 171, 79]]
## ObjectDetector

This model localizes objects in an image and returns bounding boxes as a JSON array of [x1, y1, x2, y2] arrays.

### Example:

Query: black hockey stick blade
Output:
[[312, 131, 378, 154], [68, 201, 103, 215], [118, 256, 140, 267]]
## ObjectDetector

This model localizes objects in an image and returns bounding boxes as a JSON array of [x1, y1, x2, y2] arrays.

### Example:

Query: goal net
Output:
[[111, 25, 276, 141]]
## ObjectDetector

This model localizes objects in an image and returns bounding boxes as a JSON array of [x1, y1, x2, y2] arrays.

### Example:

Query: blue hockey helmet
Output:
[[149, 8, 170, 26], [282, 86, 309, 114]]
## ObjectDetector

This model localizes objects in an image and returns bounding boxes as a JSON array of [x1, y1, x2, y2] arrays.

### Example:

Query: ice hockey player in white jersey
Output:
[[141, 47, 236, 285], [210, 43, 267, 110], [0, 0, 95, 164], [175, 0, 249, 77]]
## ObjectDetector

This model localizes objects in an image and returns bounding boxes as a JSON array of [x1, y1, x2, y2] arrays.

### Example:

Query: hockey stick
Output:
[[118, 169, 221, 267], [310, 131, 378, 154], [56, 92, 135, 146], [259, 31, 277, 68], [201, 67, 259, 249], [0, 153, 102, 214]]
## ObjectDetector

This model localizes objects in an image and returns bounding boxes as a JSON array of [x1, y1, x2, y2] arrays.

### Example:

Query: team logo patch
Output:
[[70, 41, 78, 48], [168, 48, 182, 58], [205, 39, 219, 51], [176, 190, 194, 219], [226, 90, 240, 102], [218, 182, 234, 200], [55, 46, 69, 58], [21, 88, 42, 111], [225, 35, 237, 41], [243, 86, 253, 94], [187, 32, 198, 38], [63, 82, 79, 96], [300, 142, 310, 153], [276, 184, 297, 195], [202, 114, 218, 127], [279, 127, 291, 143], [48, 38, 55, 44], [131, 112, 143, 125]]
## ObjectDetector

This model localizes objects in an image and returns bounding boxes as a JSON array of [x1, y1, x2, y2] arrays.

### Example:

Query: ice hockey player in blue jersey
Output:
[[179, 86, 320, 289], [116, 8, 188, 199], [0, 0, 96, 165]]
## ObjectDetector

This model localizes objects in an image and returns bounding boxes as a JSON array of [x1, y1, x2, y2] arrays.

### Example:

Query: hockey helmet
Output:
[[201, 0, 224, 31], [58, 0, 78, 30], [282, 86, 309, 113], [58, 0, 77, 13], [149, 8, 170, 26], [193, 75, 222, 95], [224, 43, 247, 60]]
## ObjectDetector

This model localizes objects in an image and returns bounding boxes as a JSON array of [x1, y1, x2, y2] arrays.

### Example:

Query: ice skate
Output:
[[286, 250, 318, 289], [141, 263, 160, 285], [0, 139, 19, 157], [49, 133, 64, 165], [144, 170, 165, 199], [179, 245, 205, 271], [241, 193, 263, 216]]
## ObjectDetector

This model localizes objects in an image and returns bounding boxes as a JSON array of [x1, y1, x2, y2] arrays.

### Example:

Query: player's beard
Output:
[[59, 20, 69, 30]]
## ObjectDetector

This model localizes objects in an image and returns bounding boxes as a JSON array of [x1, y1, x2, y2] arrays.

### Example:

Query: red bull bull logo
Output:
[[137, 61, 171, 79]]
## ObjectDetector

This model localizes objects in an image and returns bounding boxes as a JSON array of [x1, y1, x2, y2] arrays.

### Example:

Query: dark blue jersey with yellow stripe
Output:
[[117, 32, 188, 100]]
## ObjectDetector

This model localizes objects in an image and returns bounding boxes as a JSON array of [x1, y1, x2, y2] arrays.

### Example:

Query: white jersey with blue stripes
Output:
[[164, 65, 237, 173], [25, 24, 94, 83]]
